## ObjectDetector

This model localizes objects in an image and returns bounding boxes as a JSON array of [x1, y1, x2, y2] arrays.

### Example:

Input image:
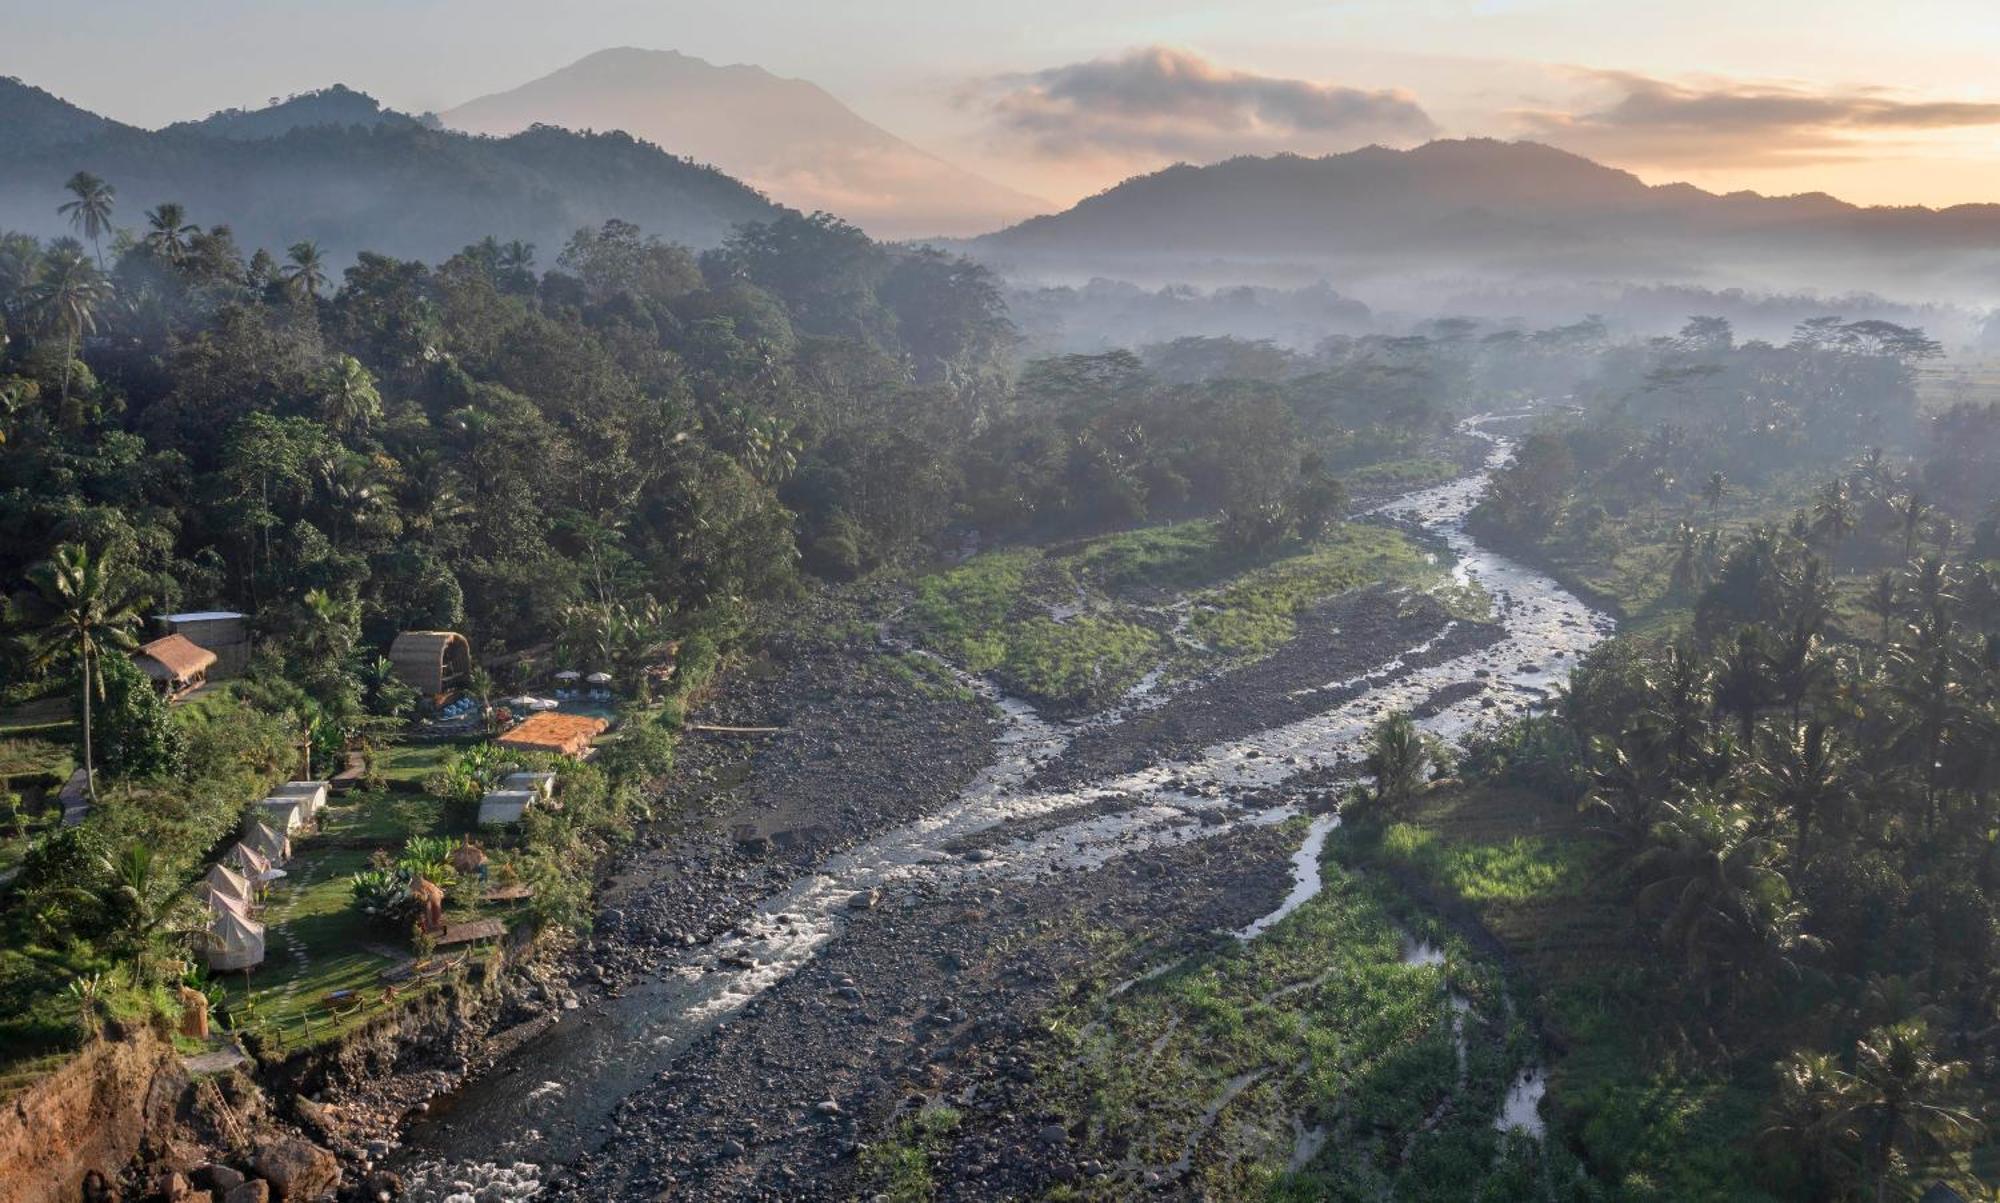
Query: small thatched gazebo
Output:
[[133, 634, 217, 702], [389, 631, 473, 701]]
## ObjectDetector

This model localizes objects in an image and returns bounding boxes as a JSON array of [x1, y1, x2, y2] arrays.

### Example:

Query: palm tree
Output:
[[143, 203, 199, 266], [1863, 572, 1902, 646], [1667, 521, 1706, 598], [1892, 491, 1931, 561], [98, 843, 194, 975], [27, 247, 112, 420], [1762, 1050, 1860, 1198], [1633, 794, 1794, 1000], [1714, 629, 1771, 743], [1750, 721, 1849, 876], [319, 354, 381, 434], [57, 172, 115, 268], [1702, 470, 1728, 514], [1647, 644, 1714, 770], [1585, 725, 1672, 866], [1811, 480, 1856, 575], [1359, 711, 1430, 821], [1844, 1023, 1980, 1202], [9, 544, 148, 805], [283, 240, 327, 301]]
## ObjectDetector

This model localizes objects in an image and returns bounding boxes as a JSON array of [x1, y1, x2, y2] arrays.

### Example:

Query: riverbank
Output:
[[372, 418, 1614, 1201]]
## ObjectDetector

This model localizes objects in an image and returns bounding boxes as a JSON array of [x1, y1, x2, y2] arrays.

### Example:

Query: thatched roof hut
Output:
[[133, 634, 217, 701], [389, 631, 473, 698]]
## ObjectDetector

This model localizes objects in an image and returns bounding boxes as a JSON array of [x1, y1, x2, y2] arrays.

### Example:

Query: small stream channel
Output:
[[397, 414, 1608, 1198]]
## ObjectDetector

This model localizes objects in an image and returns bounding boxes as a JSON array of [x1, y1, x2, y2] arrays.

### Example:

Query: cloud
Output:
[[974, 47, 1437, 161], [1514, 71, 2000, 168]]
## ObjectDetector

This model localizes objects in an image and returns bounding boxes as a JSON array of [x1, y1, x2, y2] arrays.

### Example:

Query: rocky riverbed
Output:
[[385, 416, 1612, 1202]]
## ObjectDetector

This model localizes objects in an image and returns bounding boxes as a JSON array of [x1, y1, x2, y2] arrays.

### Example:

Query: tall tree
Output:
[[9, 544, 148, 805], [1844, 1023, 1979, 1203], [57, 171, 115, 268], [142, 203, 199, 266], [283, 240, 327, 301], [27, 247, 112, 421]]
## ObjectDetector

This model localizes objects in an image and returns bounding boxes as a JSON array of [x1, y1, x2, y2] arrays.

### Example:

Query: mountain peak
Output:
[[171, 83, 422, 140], [443, 48, 1048, 238], [0, 76, 132, 149]]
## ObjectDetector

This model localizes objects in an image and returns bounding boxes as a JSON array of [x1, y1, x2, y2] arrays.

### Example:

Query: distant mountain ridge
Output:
[[967, 139, 2000, 300], [442, 47, 1048, 239], [0, 77, 781, 264], [165, 83, 430, 140]]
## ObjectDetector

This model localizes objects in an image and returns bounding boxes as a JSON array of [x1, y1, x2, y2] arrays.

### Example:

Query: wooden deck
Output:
[[436, 919, 507, 947]]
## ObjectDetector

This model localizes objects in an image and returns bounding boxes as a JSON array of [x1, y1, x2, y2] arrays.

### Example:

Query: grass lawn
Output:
[[373, 740, 471, 788], [317, 792, 453, 843], [906, 519, 1456, 713], [228, 793, 507, 1053], [1342, 455, 1461, 494]]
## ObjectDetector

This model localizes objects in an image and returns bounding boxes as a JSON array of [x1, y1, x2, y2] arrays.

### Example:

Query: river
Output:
[[395, 414, 1612, 1200]]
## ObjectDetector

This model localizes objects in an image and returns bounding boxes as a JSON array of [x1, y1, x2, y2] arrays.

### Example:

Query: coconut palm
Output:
[[1750, 721, 1850, 875], [1714, 628, 1771, 743], [1633, 794, 1795, 999], [1762, 1050, 1860, 1198], [1359, 711, 1431, 821], [9, 544, 148, 805], [1892, 492, 1931, 561], [142, 203, 199, 266], [283, 240, 327, 301], [319, 354, 382, 434], [1811, 479, 1856, 575], [1863, 572, 1902, 647], [57, 172, 115, 267], [1702, 470, 1728, 514], [27, 246, 112, 419], [1844, 1023, 1980, 1202], [1585, 725, 1672, 866]]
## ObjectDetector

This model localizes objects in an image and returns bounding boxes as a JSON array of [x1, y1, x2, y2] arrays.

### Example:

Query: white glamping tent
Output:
[[205, 909, 266, 971]]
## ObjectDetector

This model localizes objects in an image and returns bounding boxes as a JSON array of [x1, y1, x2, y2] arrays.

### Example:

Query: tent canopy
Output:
[[205, 909, 265, 971]]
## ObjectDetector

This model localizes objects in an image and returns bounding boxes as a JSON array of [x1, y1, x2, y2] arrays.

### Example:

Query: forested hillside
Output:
[[0, 78, 780, 262]]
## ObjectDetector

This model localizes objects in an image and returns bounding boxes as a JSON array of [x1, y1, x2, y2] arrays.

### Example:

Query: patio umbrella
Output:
[[529, 697, 559, 711], [506, 695, 539, 708], [554, 670, 581, 682], [586, 672, 613, 684]]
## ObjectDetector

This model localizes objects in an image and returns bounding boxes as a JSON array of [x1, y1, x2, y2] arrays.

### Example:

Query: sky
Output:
[[11, 0, 2000, 209]]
